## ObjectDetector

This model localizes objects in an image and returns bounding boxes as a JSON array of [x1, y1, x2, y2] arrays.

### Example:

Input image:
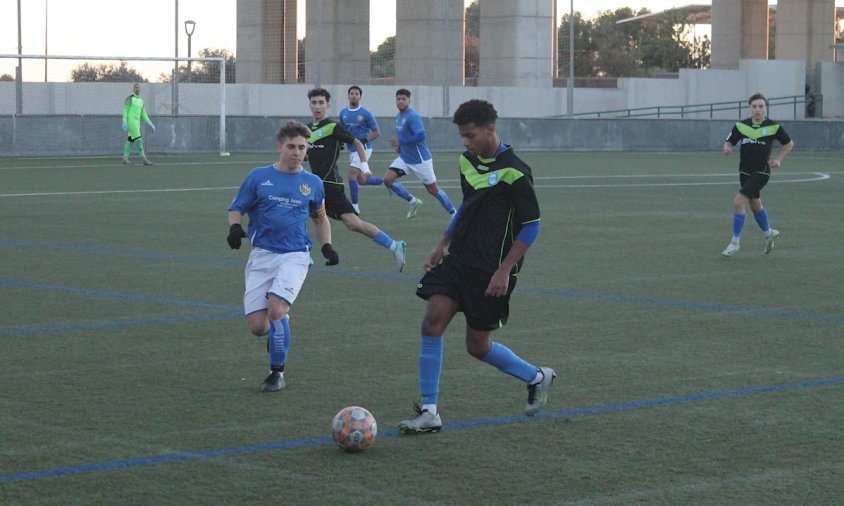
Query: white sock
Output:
[[422, 403, 437, 414], [529, 368, 544, 385], [731, 236, 740, 245], [390, 241, 397, 252]]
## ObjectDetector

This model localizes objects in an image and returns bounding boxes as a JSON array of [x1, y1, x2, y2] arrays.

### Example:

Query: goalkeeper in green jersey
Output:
[[121, 83, 155, 165]]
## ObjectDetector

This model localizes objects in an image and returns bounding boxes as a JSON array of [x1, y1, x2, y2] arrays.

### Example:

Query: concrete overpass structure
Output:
[[236, 0, 841, 85]]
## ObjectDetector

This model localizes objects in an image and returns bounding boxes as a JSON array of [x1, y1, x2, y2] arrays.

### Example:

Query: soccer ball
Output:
[[331, 406, 377, 452]]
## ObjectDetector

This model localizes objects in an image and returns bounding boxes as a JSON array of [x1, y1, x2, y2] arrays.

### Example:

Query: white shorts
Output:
[[389, 157, 437, 185], [243, 248, 311, 315], [348, 149, 373, 175]]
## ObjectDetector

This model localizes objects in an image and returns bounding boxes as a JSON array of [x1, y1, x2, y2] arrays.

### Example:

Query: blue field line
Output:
[[0, 239, 242, 267], [0, 278, 239, 311], [0, 311, 241, 337], [516, 286, 844, 324], [1, 376, 841, 484]]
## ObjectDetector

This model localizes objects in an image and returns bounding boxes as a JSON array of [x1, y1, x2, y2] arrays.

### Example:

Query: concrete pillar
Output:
[[478, 0, 555, 87], [236, 0, 298, 83], [711, 0, 768, 69], [395, 0, 464, 86], [305, 0, 369, 85], [775, 0, 836, 67]]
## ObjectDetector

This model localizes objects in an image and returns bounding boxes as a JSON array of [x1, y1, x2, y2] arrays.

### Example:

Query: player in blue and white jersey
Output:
[[338, 85, 384, 214], [384, 88, 456, 219], [227, 121, 339, 393]]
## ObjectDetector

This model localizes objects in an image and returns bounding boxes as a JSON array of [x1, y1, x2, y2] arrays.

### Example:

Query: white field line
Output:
[[0, 172, 830, 198]]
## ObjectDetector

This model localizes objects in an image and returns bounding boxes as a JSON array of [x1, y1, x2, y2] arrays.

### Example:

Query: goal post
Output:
[[0, 54, 227, 156]]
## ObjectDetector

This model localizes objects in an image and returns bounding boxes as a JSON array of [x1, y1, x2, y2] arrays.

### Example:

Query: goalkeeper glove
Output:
[[358, 137, 369, 145], [359, 161, 370, 174], [227, 223, 247, 249], [121, 121, 127, 133], [321, 243, 339, 266], [147, 121, 155, 132]]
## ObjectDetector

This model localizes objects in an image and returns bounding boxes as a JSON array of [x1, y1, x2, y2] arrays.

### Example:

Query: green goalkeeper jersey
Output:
[[122, 94, 150, 137]]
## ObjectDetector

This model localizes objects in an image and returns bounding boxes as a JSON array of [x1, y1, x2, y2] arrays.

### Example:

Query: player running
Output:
[[227, 121, 338, 392], [721, 92, 794, 257], [338, 85, 384, 214], [306, 88, 407, 272], [397, 99, 555, 434], [384, 89, 456, 219]]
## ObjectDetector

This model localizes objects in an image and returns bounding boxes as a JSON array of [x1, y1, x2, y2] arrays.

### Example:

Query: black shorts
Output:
[[323, 183, 357, 220], [416, 255, 517, 332], [739, 172, 769, 199]]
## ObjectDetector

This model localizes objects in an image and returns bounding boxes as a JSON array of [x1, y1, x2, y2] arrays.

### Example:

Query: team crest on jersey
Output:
[[761, 128, 768, 135], [357, 114, 364, 121], [299, 183, 312, 196], [488, 172, 499, 185], [315, 128, 324, 137]]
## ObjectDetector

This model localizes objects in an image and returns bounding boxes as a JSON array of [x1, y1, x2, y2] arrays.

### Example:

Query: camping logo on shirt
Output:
[[299, 183, 312, 196]]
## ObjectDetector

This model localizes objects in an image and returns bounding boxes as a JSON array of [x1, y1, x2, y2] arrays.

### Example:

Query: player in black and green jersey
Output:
[[305, 88, 407, 272], [397, 99, 555, 434], [721, 92, 794, 257]]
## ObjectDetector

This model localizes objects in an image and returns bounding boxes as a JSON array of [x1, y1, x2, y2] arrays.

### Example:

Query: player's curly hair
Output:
[[277, 121, 311, 142], [452, 99, 498, 127]]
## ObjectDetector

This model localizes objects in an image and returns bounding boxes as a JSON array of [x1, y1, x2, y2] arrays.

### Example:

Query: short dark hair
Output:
[[452, 99, 498, 127], [308, 88, 331, 102], [748, 92, 768, 107], [348, 85, 362, 95], [396, 88, 411, 98], [276, 121, 311, 143]]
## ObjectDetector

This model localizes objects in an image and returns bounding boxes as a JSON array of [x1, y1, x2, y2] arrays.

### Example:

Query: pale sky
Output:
[[1, 1, 839, 81]]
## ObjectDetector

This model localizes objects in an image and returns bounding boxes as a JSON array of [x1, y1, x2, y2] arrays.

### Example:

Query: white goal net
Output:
[[0, 54, 227, 156]]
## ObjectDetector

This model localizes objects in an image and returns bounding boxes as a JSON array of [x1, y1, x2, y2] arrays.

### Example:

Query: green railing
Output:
[[567, 94, 822, 119]]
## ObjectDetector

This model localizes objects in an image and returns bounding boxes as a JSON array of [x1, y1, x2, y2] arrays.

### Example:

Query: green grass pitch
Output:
[[1, 150, 843, 503]]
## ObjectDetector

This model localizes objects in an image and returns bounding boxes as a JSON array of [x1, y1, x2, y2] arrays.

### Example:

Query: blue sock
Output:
[[349, 179, 359, 205], [419, 335, 443, 405], [480, 342, 537, 382], [732, 213, 746, 240], [268, 317, 291, 369], [435, 188, 455, 213], [373, 230, 394, 250], [389, 181, 414, 202], [365, 176, 383, 185], [753, 208, 770, 233]]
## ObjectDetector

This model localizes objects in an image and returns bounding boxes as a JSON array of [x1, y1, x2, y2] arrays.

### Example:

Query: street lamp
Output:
[[184, 19, 196, 82]]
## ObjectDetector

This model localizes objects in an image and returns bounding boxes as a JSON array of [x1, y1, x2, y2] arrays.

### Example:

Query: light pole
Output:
[[184, 19, 196, 83], [568, 0, 574, 117], [44, 0, 48, 82]]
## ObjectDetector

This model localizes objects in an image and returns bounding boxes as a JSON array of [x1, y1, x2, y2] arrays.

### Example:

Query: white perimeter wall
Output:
[[2, 60, 838, 119]]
